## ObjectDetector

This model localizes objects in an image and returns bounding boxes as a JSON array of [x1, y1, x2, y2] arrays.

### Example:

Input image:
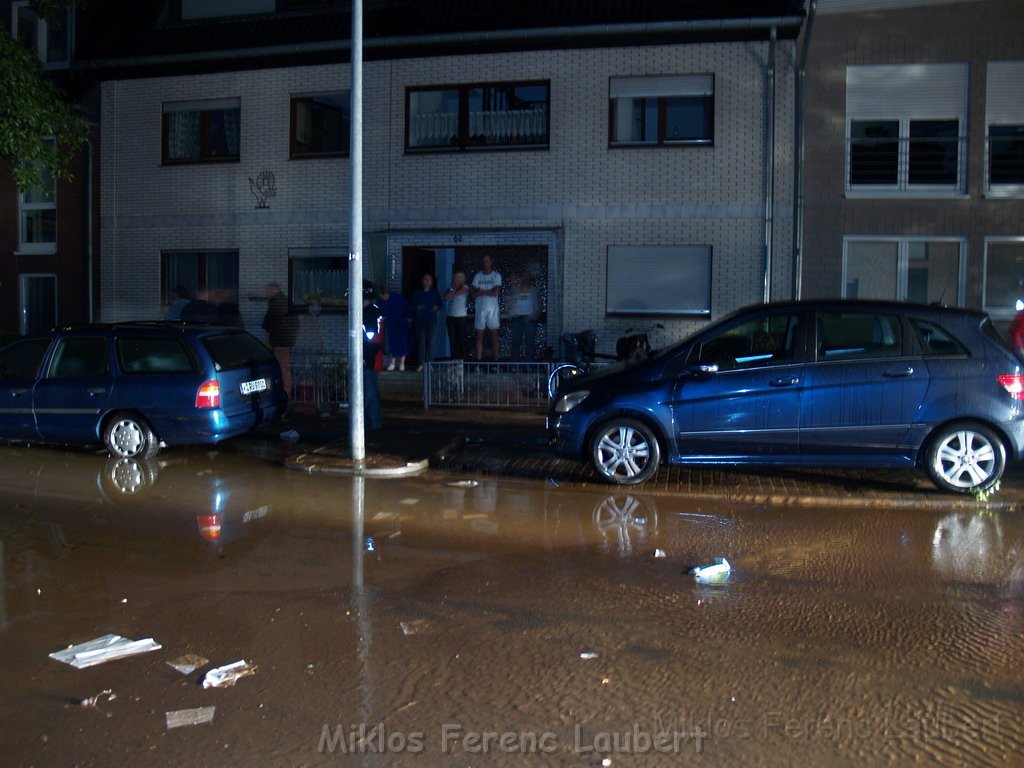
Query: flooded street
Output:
[[1, 446, 1022, 766]]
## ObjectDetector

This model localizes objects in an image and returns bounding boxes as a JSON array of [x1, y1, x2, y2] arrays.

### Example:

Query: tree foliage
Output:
[[0, 4, 88, 191]]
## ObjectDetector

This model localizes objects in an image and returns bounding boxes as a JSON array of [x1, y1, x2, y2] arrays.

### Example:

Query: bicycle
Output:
[[547, 324, 665, 398]]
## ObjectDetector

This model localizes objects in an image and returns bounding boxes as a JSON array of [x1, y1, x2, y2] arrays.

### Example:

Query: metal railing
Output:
[[292, 352, 348, 412], [424, 360, 552, 410], [845, 135, 967, 193]]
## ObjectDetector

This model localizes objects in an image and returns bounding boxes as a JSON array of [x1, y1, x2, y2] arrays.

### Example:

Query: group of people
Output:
[[375, 255, 542, 368]]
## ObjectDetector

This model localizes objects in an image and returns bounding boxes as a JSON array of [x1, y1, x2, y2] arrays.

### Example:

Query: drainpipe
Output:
[[86, 134, 94, 323], [792, 0, 817, 300], [763, 26, 777, 304]]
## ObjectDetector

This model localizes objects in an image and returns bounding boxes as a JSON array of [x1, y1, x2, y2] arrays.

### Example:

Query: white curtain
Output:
[[168, 111, 200, 160]]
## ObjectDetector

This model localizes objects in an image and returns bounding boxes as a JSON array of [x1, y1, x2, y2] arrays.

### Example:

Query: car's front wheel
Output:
[[589, 418, 661, 485], [104, 413, 159, 459], [924, 421, 1005, 494]]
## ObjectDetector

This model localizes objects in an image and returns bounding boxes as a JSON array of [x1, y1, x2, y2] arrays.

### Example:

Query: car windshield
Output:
[[202, 332, 276, 371]]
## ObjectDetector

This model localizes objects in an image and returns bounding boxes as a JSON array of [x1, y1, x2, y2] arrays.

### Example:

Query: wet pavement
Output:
[[1, 443, 1022, 766]]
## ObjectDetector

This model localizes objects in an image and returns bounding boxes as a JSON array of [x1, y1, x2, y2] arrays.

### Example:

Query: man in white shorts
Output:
[[471, 254, 503, 361]]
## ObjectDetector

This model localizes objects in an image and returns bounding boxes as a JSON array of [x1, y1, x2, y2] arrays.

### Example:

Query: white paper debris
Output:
[[167, 654, 209, 675], [579, 651, 599, 660], [691, 557, 732, 583], [50, 634, 162, 669], [201, 660, 257, 689], [166, 706, 216, 729], [654, 549, 666, 558], [400, 620, 428, 636]]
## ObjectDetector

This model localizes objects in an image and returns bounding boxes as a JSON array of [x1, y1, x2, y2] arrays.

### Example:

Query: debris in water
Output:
[[690, 557, 732, 584], [547, 475, 560, 488], [579, 651, 599, 660], [201, 660, 257, 689], [50, 634, 162, 669], [654, 549, 666, 558], [166, 706, 216, 729], [400, 620, 428, 636], [167, 654, 209, 675], [76, 689, 116, 716], [446, 479, 478, 488], [365, 536, 376, 553]]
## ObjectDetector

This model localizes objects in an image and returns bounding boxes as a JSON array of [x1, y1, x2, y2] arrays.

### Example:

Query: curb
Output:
[[284, 453, 430, 477]]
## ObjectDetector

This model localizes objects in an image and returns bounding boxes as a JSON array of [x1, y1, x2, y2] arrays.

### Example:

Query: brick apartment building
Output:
[[800, 0, 1024, 327], [77, 0, 803, 356], [1, 1, 100, 337]]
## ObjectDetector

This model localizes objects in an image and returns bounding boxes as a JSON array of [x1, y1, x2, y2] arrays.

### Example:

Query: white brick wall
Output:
[[101, 38, 795, 351]]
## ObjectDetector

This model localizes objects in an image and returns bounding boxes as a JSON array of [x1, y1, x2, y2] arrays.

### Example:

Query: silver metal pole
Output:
[[348, 0, 364, 462], [763, 26, 777, 304]]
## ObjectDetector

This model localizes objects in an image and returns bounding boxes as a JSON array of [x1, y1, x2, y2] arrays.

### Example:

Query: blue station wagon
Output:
[[550, 301, 1024, 494], [0, 323, 286, 458]]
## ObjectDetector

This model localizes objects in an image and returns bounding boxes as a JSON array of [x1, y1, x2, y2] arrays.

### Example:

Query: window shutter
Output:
[[846, 64, 967, 121], [986, 61, 1024, 124], [610, 75, 713, 99]]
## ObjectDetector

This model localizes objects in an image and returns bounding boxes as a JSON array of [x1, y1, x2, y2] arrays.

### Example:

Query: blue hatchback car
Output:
[[0, 323, 286, 458], [550, 300, 1024, 493]]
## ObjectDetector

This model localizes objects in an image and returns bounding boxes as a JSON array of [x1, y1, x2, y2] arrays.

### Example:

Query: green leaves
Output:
[[0, 30, 88, 191]]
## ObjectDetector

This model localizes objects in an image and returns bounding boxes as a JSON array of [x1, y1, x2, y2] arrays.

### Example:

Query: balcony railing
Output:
[[846, 136, 967, 194]]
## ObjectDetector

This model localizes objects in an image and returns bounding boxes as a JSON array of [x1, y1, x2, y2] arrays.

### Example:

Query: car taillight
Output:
[[197, 514, 222, 542], [195, 379, 221, 408], [998, 374, 1024, 400]]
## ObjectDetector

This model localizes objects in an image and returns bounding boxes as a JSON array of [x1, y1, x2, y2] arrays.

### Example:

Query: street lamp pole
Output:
[[348, 0, 364, 463]]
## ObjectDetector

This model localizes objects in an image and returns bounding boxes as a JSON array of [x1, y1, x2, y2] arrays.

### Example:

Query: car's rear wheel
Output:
[[104, 413, 159, 459], [589, 418, 661, 485], [924, 421, 1005, 494]]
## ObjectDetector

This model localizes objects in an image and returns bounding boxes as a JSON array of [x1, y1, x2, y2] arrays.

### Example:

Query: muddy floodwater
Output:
[[0, 446, 1022, 766]]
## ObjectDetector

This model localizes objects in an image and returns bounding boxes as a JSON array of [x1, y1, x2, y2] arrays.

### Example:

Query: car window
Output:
[[908, 318, 968, 357], [202, 332, 276, 371], [47, 337, 109, 378], [117, 337, 197, 374], [815, 312, 902, 361], [695, 313, 800, 370], [0, 338, 52, 379]]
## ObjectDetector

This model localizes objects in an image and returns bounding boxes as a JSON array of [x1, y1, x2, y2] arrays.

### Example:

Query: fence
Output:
[[291, 352, 347, 413], [424, 360, 552, 410]]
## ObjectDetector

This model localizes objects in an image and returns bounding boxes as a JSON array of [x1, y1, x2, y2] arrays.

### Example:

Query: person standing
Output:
[[444, 270, 470, 360], [377, 284, 411, 371], [411, 273, 443, 372], [508, 271, 541, 361], [361, 280, 384, 431], [471, 255, 502, 361], [165, 286, 190, 320], [262, 282, 299, 400]]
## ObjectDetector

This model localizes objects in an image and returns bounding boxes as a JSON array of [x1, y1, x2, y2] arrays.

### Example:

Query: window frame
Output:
[[18, 146, 58, 255], [160, 250, 240, 308], [404, 80, 550, 153], [982, 237, 1024, 321], [161, 99, 242, 165], [842, 236, 966, 306], [608, 74, 715, 148], [846, 117, 966, 195], [289, 93, 350, 159], [11, 1, 70, 68], [812, 310, 906, 364], [986, 124, 1024, 196]]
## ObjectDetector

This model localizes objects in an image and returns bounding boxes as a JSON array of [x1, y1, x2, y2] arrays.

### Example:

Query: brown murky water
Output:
[[0, 446, 1022, 766]]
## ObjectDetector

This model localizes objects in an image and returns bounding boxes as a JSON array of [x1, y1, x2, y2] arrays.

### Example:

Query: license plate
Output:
[[240, 378, 268, 395]]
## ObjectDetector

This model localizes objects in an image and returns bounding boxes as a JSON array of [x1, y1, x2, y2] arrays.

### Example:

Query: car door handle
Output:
[[87, 387, 107, 396], [769, 376, 800, 387], [883, 367, 914, 378], [9, 388, 27, 397]]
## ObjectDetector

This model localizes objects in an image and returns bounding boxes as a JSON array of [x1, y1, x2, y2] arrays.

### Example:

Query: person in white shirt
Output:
[[471, 255, 503, 361], [444, 270, 470, 359]]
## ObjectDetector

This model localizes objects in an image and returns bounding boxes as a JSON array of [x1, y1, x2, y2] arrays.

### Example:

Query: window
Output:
[[609, 75, 713, 146], [291, 94, 349, 157], [406, 81, 549, 151], [179, 0, 274, 20], [815, 312, 903, 362], [983, 240, 1024, 319], [12, 1, 69, 67], [846, 64, 967, 194], [161, 250, 239, 306], [288, 249, 348, 311], [0, 338, 52, 380], [162, 99, 241, 163], [986, 62, 1024, 195], [203, 333, 276, 370], [908, 318, 967, 358], [606, 245, 711, 316], [19, 149, 57, 254], [47, 338, 108, 379], [695, 313, 799, 371], [117, 338, 197, 375], [844, 239, 963, 305]]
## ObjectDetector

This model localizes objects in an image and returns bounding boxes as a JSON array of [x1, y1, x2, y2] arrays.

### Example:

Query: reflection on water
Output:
[[932, 512, 1024, 586]]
